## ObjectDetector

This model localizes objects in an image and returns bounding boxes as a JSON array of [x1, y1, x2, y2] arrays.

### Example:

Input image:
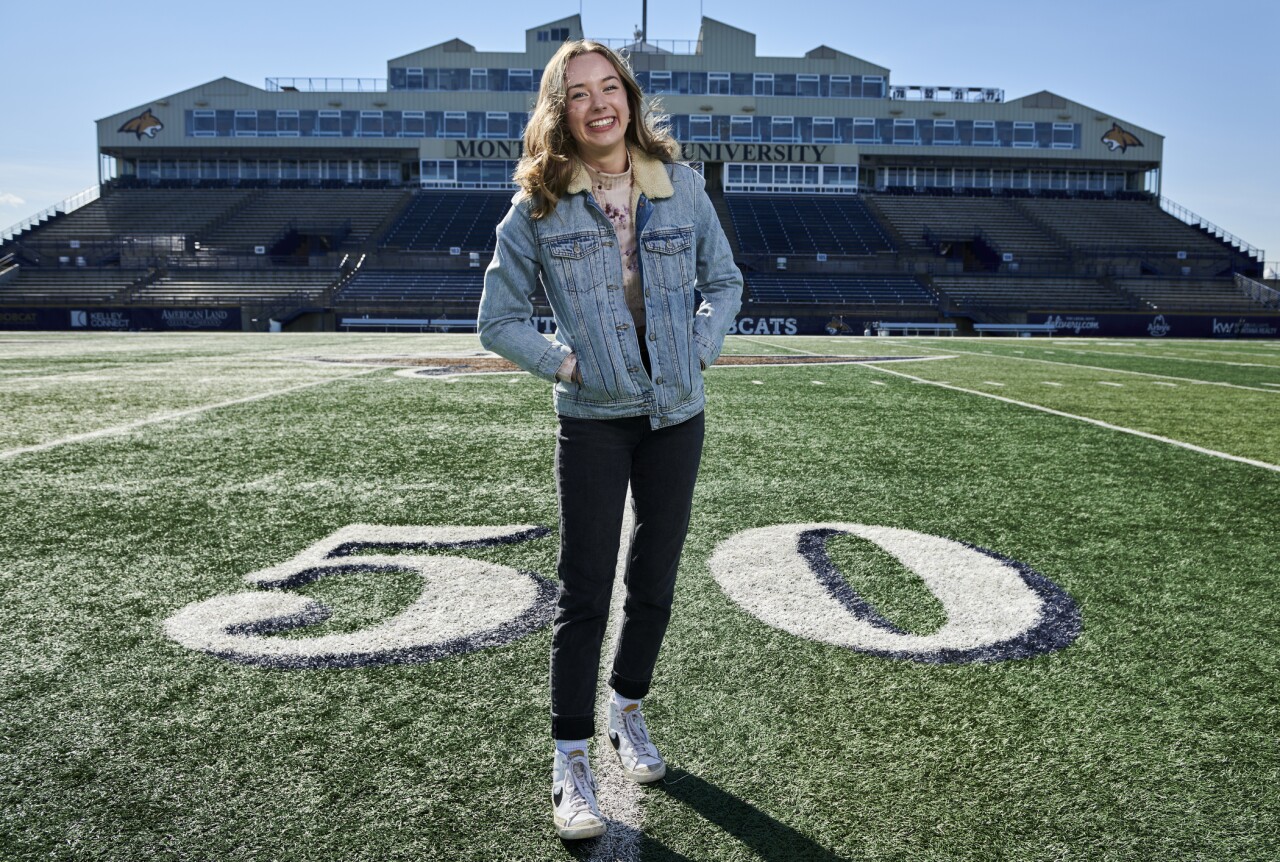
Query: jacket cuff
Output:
[[535, 341, 574, 381]]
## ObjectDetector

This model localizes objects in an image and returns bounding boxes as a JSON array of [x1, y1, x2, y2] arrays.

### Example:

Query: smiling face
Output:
[[563, 51, 632, 173]]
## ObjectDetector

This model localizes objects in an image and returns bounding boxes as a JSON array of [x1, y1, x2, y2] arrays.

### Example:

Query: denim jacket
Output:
[[478, 149, 743, 428]]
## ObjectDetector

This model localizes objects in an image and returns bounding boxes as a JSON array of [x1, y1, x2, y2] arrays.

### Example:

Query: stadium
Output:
[[1, 13, 1278, 862], [0, 14, 1276, 337]]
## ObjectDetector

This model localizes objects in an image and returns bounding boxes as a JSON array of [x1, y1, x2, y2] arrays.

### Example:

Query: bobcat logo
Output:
[[119, 109, 164, 139], [1101, 123, 1142, 153]]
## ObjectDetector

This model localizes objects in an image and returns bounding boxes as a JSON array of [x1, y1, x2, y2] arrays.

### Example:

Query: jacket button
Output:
[[616, 323, 629, 331], [603, 240, 614, 247], [644, 290, 651, 298], [655, 376, 664, 385], [608, 284, 618, 290], [648, 332, 656, 341], [627, 366, 638, 373]]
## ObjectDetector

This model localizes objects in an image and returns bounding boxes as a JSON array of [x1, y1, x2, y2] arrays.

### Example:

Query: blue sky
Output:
[[1, 0, 1275, 269]]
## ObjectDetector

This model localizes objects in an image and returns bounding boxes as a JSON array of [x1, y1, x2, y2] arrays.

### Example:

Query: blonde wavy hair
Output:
[[515, 40, 679, 219]]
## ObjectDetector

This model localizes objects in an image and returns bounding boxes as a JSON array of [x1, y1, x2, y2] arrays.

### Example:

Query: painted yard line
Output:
[[1263, 383, 1280, 388], [1043, 346, 1280, 370], [1041, 382, 1064, 387], [1152, 381, 1179, 387], [733, 337, 956, 364], [590, 498, 644, 862], [892, 342, 1280, 393], [1098, 381, 1125, 387], [982, 381, 1005, 387], [863, 363, 1280, 474], [0, 368, 380, 461]]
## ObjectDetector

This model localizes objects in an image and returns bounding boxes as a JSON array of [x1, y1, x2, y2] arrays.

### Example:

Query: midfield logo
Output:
[[166, 522, 1081, 669]]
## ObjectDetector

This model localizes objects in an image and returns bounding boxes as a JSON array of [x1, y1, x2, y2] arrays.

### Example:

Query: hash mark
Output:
[[1041, 382, 1063, 387]]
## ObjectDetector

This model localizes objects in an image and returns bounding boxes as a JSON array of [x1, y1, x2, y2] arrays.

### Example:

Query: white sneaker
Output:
[[551, 748, 606, 840], [607, 700, 667, 783]]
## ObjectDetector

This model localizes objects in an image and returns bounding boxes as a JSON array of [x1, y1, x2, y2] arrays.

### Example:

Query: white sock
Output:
[[610, 690, 642, 712], [555, 738, 589, 758]]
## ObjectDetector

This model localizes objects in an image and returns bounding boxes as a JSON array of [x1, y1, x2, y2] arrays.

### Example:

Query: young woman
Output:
[[478, 39, 742, 840]]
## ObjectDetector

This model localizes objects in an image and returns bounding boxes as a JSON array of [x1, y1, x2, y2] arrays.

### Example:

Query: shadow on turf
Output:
[[560, 768, 849, 861]]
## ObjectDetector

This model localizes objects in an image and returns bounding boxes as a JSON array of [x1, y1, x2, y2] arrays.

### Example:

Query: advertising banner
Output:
[[0, 307, 242, 331], [1028, 312, 1280, 339]]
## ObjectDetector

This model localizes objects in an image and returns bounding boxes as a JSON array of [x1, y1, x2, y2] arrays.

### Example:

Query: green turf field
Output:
[[2, 332, 1277, 861]]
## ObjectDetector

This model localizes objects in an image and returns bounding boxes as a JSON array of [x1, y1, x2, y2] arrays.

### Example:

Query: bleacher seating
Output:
[[15, 189, 252, 244], [380, 192, 511, 252], [135, 269, 335, 306], [725, 196, 894, 256], [744, 272, 933, 306], [198, 189, 409, 253], [1, 268, 138, 304], [869, 195, 1065, 259], [1116, 277, 1267, 312], [1016, 199, 1234, 258], [333, 270, 485, 307], [931, 276, 1130, 310]]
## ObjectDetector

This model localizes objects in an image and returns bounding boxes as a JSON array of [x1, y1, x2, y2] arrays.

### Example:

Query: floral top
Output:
[[583, 160, 644, 328]]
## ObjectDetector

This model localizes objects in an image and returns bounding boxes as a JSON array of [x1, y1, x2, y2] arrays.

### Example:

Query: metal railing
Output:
[[890, 85, 1004, 103], [1266, 261, 1279, 280], [1235, 272, 1280, 309], [265, 77, 387, 92], [1, 185, 100, 243], [1160, 197, 1264, 261], [591, 37, 702, 55]]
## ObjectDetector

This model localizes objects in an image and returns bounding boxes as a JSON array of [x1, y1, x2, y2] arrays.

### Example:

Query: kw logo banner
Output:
[[167, 522, 1081, 669]]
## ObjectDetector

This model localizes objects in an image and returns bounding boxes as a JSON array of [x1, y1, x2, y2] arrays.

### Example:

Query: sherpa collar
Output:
[[566, 147, 674, 200]]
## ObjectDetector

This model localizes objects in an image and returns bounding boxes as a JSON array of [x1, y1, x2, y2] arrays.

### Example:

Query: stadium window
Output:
[[802, 165, 819, 185], [972, 120, 996, 146], [972, 168, 991, 188], [727, 164, 742, 184], [730, 115, 756, 142], [257, 110, 280, 138], [892, 118, 917, 144], [317, 110, 341, 137], [300, 160, 321, 180], [192, 110, 216, 137], [753, 74, 774, 96], [442, 111, 467, 138], [537, 30, 549, 41], [1052, 123, 1075, 149], [277, 110, 299, 137], [797, 74, 820, 98], [862, 76, 886, 98], [829, 75, 852, 98], [884, 166, 912, 187], [280, 160, 299, 180], [773, 74, 797, 97], [771, 116, 797, 143], [1013, 122, 1035, 148], [686, 72, 708, 94], [853, 117, 877, 143], [730, 73, 752, 96], [932, 120, 957, 146], [471, 68, 488, 90], [359, 111, 384, 137], [509, 68, 533, 91], [649, 71, 672, 94], [689, 115, 712, 141], [812, 117, 837, 143], [484, 111, 509, 139], [1105, 172, 1125, 192], [708, 72, 730, 95], [402, 111, 425, 137], [234, 110, 257, 137], [407, 68, 424, 90]]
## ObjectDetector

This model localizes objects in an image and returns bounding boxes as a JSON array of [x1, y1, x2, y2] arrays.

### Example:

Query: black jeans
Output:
[[550, 411, 705, 740]]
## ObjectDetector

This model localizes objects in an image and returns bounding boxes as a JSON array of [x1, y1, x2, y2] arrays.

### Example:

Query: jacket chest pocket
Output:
[[641, 227, 694, 291], [543, 232, 605, 294]]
